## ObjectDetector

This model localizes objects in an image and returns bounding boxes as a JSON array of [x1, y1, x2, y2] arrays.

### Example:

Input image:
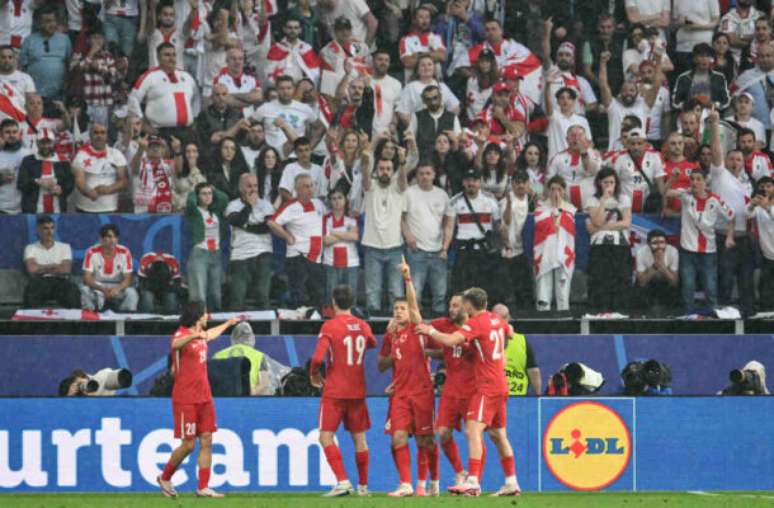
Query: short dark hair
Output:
[[194, 182, 212, 197], [0, 118, 18, 130], [372, 48, 390, 60], [555, 87, 577, 100], [37, 4, 59, 18], [647, 229, 667, 243], [180, 301, 206, 328], [421, 85, 441, 100], [275, 75, 295, 86], [284, 15, 301, 26], [546, 174, 567, 189], [294, 136, 311, 149], [757, 176, 774, 188], [99, 224, 119, 238], [332, 285, 354, 310], [0, 45, 14, 53], [156, 41, 175, 56], [512, 170, 529, 183], [737, 127, 757, 141], [463, 287, 488, 310], [36, 214, 54, 226], [692, 43, 714, 58]]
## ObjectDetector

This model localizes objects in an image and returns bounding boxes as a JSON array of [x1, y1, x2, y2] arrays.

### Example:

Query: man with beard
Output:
[[612, 128, 665, 213], [599, 53, 662, 151], [445, 168, 502, 298], [0, 46, 35, 96], [146, 2, 184, 69], [736, 128, 772, 181], [399, 5, 446, 82], [370, 50, 402, 137], [361, 155, 408, 315], [720, 0, 765, 62], [638, 60, 672, 148], [18, 128, 72, 213], [265, 17, 321, 86], [0, 118, 31, 214], [662, 132, 700, 216], [542, 40, 598, 116], [332, 75, 374, 136], [72, 122, 128, 213], [239, 121, 266, 173], [409, 85, 460, 160], [319, 17, 372, 81]]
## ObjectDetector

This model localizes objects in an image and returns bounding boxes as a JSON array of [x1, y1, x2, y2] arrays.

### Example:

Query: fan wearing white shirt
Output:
[[727, 93, 765, 150], [544, 85, 592, 161], [0, 46, 35, 96], [747, 177, 774, 309], [500, 171, 534, 309], [635, 229, 680, 314], [402, 163, 450, 317]]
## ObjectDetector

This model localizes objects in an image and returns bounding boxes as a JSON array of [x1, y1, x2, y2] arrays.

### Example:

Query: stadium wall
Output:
[[0, 397, 771, 492], [1, 334, 772, 396]]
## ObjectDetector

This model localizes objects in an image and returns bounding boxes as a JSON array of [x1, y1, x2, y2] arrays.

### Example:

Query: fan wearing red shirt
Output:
[[430, 293, 478, 488], [156, 302, 240, 499], [377, 260, 438, 497], [309, 284, 376, 498], [418, 287, 521, 497]]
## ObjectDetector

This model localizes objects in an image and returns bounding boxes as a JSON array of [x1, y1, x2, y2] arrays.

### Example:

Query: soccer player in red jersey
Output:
[[310, 284, 377, 497], [430, 293, 478, 487], [418, 287, 522, 497], [156, 302, 241, 499], [378, 260, 439, 497]]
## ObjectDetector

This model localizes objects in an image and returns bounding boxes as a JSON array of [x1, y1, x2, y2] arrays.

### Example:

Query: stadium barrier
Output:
[[2, 334, 773, 396], [0, 397, 772, 492]]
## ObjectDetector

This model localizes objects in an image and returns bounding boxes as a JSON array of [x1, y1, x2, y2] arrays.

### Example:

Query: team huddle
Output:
[[156, 260, 520, 498]]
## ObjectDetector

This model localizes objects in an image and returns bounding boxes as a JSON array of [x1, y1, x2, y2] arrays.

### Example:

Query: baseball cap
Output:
[[737, 92, 755, 104], [463, 168, 481, 179], [37, 128, 55, 141], [627, 128, 646, 140], [493, 81, 511, 94], [333, 16, 352, 30], [502, 66, 524, 81]]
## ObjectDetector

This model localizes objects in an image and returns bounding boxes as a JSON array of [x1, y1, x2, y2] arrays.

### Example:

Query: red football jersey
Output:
[[311, 314, 377, 399], [431, 317, 476, 400], [380, 323, 433, 396], [459, 311, 510, 396], [171, 326, 212, 404]]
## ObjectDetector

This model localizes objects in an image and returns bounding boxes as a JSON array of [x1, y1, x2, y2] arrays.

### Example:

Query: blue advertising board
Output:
[[1, 397, 773, 492], [1, 334, 772, 397]]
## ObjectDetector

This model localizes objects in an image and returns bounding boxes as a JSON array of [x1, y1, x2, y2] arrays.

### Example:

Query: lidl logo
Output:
[[543, 401, 631, 491]]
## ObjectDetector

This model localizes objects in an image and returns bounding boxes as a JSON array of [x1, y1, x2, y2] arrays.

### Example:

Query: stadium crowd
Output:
[[4, 0, 774, 317]]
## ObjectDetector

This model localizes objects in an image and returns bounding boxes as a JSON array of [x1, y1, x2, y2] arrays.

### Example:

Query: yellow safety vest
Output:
[[213, 344, 264, 390], [504, 333, 528, 396]]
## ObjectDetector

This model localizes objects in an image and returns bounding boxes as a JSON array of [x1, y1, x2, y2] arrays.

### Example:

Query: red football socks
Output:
[[323, 445, 348, 482], [441, 438, 464, 473], [468, 458, 482, 480], [481, 441, 488, 472], [355, 450, 369, 486], [417, 445, 428, 481], [428, 442, 440, 481], [161, 461, 177, 482], [501, 455, 516, 477], [197, 467, 210, 490], [392, 444, 412, 484]]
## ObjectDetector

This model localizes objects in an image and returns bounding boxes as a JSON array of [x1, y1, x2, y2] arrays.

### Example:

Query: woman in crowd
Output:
[[185, 182, 229, 312], [323, 128, 368, 215], [430, 131, 469, 196], [172, 142, 207, 212], [515, 141, 546, 200], [255, 146, 283, 208], [476, 142, 511, 200], [465, 49, 498, 122], [585, 167, 632, 313], [208, 137, 249, 200]]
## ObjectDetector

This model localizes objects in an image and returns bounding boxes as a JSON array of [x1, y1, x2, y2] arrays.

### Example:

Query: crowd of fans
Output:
[[5, 0, 774, 317]]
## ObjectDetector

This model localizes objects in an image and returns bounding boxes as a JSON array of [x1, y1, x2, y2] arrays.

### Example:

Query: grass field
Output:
[[3, 492, 774, 508]]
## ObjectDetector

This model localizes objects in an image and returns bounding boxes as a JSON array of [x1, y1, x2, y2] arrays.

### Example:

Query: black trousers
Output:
[[24, 276, 81, 308], [760, 256, 774, 311], [452, 245, 498, 300], [588, 244, 632, 313], [501, 253, 534, 311], [284, 256, 324, 309], [635, 278, 681, 315], [717, 236, 755, 315]]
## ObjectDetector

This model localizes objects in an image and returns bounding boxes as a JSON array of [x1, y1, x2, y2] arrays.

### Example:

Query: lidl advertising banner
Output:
[[2, 397, 774, 492]]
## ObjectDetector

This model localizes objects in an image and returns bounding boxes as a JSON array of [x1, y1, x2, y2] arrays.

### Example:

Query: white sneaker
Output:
[[490, 484, 521, 497], [454, 470, 468, 487], [156, 475, 177, 499], [322, 480, 354, 497], [428, 480, 440, 496], [195, 487, 225, 498], [387, 483, 414, 497], [356, 485, 370, 497], [448, 478, 481, 497]]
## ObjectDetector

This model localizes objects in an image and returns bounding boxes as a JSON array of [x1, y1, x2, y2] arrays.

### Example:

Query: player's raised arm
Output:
[[200, 317, 242, 341], [398, 256, 422, 324]]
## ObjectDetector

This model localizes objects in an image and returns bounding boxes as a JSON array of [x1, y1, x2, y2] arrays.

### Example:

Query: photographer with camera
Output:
[[720, 360, 770, 395], [620, 359, 672, 396], [58, 368, 133, 396], [137, 251, 182, 314], [545, 362, 605, 396]]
